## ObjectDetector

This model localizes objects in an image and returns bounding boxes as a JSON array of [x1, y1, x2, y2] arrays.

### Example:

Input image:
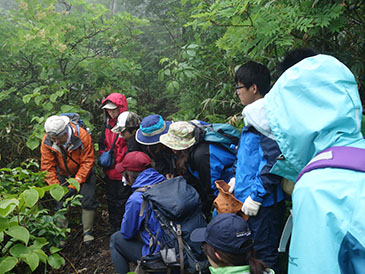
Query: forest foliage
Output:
[[0, 0, 364, 167]]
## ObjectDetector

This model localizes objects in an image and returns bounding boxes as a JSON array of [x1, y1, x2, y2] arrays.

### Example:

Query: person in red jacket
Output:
[[98, 93, 131, 234], [41, 115, 98, 245]]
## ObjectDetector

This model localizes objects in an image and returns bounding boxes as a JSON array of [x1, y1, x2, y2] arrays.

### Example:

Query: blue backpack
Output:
[[136, 176, 209, 273], [190, 121, 241, 154]]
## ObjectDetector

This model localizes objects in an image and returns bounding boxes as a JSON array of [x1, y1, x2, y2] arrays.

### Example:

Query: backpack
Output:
[[137, 176, 209, 273], [296, 146, 365, 181], [60, 113, 89, 135], [190, 121, 241, 154]]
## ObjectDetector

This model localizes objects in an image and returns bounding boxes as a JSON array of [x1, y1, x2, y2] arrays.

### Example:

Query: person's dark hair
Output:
[[234, 61, 271, 96], [175, 149, 191, 176], [125, 127, 139, 134], [277, 48, 318, 76], [202, 241, 269, 274], [124, 170, 142, 183]]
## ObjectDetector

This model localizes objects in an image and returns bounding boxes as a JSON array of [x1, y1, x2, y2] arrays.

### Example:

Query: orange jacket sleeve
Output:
[[40, 134, 61, 185]]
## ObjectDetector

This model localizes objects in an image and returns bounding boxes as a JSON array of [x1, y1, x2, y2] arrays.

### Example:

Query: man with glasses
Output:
[[41, 115, 98, 245], [232, 61, 285, 273]]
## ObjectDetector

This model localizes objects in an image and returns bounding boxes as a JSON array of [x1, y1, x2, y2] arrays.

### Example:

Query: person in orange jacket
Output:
[[41, 115, 98, 245]]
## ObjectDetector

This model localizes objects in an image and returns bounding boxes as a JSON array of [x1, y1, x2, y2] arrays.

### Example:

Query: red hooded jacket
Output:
[[99, 93, 128, 180]]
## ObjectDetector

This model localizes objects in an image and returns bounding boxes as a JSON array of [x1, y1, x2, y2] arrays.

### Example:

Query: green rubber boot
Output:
[[82, 209, 95, 245]]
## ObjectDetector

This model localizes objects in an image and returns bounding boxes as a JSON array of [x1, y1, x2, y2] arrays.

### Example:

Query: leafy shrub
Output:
[[0, 162, 81, 273]]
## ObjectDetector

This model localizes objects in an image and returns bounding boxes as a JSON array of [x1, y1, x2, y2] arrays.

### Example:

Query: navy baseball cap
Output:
[[190, 213, 253, 254], [135, 114, 172, 145]]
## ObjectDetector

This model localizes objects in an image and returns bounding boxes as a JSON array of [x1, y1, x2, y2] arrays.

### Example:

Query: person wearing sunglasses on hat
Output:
[[111, 111, 143, 153], [135, 114, 176, 179], [190, 213, 274, 274], [99, 93, 130, 234], [233, 61, 285, 273], [41, 115, 98, 245]]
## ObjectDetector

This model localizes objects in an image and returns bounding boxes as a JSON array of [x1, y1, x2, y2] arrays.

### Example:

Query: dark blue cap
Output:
[[190, 213, 253, 254], [135, 114, 171, 145]]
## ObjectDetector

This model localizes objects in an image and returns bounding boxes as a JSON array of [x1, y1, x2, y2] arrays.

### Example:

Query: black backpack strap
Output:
[[188, 121, 206, 145], [59, 146, 80, 177]]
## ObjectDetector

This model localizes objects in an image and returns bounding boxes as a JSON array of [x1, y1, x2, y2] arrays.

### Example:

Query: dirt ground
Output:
[[48, 181, 133, 274]]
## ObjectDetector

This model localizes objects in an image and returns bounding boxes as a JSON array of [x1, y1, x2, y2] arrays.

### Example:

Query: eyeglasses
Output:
[[235, 85, 246, 90]]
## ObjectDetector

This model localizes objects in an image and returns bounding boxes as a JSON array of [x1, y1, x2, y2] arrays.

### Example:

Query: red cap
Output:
[[115, 151, 151, 173]]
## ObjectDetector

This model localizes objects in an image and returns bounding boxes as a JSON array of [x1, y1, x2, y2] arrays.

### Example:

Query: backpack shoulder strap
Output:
[[296, 146, 365, 182]]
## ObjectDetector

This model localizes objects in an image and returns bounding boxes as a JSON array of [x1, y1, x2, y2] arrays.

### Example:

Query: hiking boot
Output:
[[82, 209, 95, 245]]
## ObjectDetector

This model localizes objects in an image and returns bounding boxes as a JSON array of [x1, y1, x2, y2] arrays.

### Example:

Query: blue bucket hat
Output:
[[190, 213, 253, 254], [135, 114, 172, 145]]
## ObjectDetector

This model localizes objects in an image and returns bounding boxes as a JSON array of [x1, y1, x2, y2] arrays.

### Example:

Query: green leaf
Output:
[[50, 184, 65, 201], [25, 253, 39, 271], [50, 93, 58, 103], [0, 217, 9, 233], [184, 70, 194, 78], [34, 95, 43, 105], [23, 94, 33, 104], [67, 178, 80, 192], [44, 101, 53, 111], [50, 246, 61, 254], [0, 256, 18, 274], [26, 137, 40, 151], [33, 187, 46, 198], [0, 231, 3, 242], [33, 249, 48, 263], [48, 253, 65, 269], [10, 244, 30, 258], [23, 189, 39, 208], [0, 199, 18, 217], [186, 50, 196, 57], [32, 237, 48, 248], [5, 226, 30, 245]]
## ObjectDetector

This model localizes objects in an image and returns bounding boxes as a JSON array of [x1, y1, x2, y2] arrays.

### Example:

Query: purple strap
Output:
[[296, 146, 365, 182]]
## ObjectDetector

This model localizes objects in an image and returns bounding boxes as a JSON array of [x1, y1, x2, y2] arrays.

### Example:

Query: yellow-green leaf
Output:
[[6, 226, 30, 245]]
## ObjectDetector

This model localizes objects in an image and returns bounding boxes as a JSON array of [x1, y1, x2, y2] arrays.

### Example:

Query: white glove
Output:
[[241, 196, 261, 216], [228, 177, 235, 193]]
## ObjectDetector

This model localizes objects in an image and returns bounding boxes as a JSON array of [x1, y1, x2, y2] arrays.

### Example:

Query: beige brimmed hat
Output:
[[160, 121, 196, 150], [44, 115, 70, 136]]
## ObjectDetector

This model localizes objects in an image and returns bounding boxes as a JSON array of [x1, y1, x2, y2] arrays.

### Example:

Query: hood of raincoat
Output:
[[101, 93, 128, 119], [242, 98, 275, 141], [264, 54, 363, 182], [132, 168, 166, 190]]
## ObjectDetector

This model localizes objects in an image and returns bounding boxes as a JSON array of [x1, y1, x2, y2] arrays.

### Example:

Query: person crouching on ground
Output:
[[190, 213, 274, 274], [41, 115, 98, 245], [159, 121, 236, 219], [135, 114, 176, 179], [110, 151, 166, 274]]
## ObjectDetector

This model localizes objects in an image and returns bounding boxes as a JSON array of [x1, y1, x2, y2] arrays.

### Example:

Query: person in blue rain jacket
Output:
[[110, 151, 165, 274], [262, 54, 365, 273]]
